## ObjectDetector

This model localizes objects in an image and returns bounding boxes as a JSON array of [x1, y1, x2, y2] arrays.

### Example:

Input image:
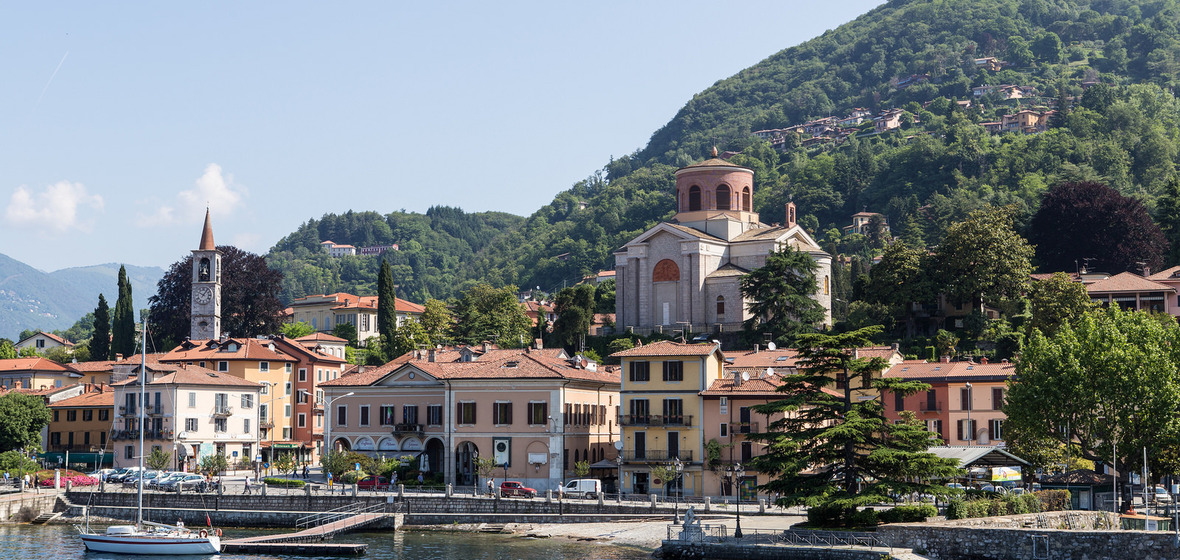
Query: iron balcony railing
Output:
[[919, 400, 943, 412], [391, 423, 423, 435], [118, 406, 137, 417], [620, 414, 694, 427], [212, 406, 233, 417], [621, 450, 693, 462], [729, 421, 759, 434]]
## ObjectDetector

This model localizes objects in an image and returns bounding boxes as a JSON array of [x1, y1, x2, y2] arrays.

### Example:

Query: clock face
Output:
[[194, 287, 213, 305]]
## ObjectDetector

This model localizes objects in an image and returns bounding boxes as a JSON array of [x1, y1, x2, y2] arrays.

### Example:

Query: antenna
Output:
[[767, 341, 777, 351], [741, 371, 750, 382]]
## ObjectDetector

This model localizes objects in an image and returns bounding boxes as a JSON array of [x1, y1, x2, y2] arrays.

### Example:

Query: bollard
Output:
[[704, 496, 711, 512], [305, 483, 312, 496], [398, 484, 404, 499], [546, 489, 553, 503], [598, 493, 605, 507], [66, 480, 71, 492], [218, 480, 223, 496], [651, 493, 658, 510], [99, 480, 104, 493], [446, 483, 453, 498], [352, 484, 358, 497], [261, 482, 267, 496], [759, 498, 766, 513]]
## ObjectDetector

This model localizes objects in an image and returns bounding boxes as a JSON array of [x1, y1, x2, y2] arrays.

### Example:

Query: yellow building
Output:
[[46, 387, 115, 469], [610, 341, 724, 497]]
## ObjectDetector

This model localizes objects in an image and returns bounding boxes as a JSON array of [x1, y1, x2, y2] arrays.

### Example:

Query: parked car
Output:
[[108, 467, 140, 482], [88, 468, 117, 481], [499, 481, 537, 498], [1153, 486, 1173, 504], [559, 478, 601, 499], [149, 472, 186, 489], [123, 470, 160, 487], [158, 474, 205, 491], [357, 475, 390, 491], [945, 483, 966, 492]]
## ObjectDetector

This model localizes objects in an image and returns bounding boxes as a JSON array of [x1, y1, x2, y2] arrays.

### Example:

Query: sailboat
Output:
[[77, 322, 221, 554]]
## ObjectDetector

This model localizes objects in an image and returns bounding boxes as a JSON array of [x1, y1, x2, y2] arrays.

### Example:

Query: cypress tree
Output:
[[90, 294, 111, 362], [376, 259, 397, 340], [110, 266, 136, 359]]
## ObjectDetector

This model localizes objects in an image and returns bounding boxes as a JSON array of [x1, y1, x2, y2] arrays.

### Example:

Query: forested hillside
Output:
[[267, 0, 1180, 304]]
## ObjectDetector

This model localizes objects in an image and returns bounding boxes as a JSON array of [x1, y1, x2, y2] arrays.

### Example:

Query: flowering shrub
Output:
[[39, 474, 100, 487]]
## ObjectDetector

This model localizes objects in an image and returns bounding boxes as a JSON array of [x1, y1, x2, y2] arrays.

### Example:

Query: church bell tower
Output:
[[190, 209, 222, 340]]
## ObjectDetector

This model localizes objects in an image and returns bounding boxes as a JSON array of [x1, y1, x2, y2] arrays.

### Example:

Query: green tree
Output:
[[385, 318, 429, 360], [111, 266, 135, 359], [0, 342, 15, 360], [1157, 176, 1180, 266], [90, 294, 111, 362], [864, 241, 928, 336], [749, 326, 959, 525], [1027, 273, 1094, 336], [551, 284, 595, 350], [198, 453, 229, 478], [1005, 307, 1180, 478], [451, 283, 533, 347], [740, 246, 825, 345], [146, 448, 172, 471], [475, 456, 499, 492], [280, 321, 315, 339], [0, 392, 52, 452], [574, 460, 591, 478], [331, 323, 358, 347], [376, 260, 397, 340], [419, 299, 454, 344], [933, 206, 1033, 311], [275, 452, 297, 476], [594, 278, 616, 314]]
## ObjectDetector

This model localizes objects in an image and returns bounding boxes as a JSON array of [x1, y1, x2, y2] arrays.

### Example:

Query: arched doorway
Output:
[[456, 441, 478, 487], [425, 438, 444, 474], [331, 437, 352, 453]]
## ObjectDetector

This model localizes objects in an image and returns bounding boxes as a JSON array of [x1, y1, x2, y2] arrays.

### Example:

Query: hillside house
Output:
[[15, 332, 75, 354]]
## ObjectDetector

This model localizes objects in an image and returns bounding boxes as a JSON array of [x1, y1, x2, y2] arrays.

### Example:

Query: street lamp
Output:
[[728, 463, 744, 539], [964, 382, 973, 446], [255, 381, 277, 479], [672, 456, 684, 524]]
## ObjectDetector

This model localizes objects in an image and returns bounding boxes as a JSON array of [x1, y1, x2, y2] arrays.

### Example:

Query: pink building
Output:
[[883, 358, 1016, 446], [320, 343, 620, 492]]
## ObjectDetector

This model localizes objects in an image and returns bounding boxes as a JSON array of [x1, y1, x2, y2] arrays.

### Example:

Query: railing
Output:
[[621, 450, 693, 462], [620, 415, 694, 427], [259, 421, 274, 429], [667, 523, 728, 543], [212, 406, 233, 417], [919, 400, 943, 412], [145, 405, 163, 416], [773, 530, 892, 551], [143, 429, 173, 440], [295, 501, 389, 531], [729, 422, 759, 434], [118, 406, 136, 417], [392, 423, 423, 435]]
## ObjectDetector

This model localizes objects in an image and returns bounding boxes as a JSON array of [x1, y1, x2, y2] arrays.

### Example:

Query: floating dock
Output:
[[220, 506, 389, 556]]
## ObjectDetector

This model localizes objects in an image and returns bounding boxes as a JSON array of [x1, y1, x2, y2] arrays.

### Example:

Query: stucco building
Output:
[[614, 154, 832, 335]]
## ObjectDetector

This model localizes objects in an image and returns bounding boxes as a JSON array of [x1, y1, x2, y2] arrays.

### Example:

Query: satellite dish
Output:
[[766, 368, 774, 377], [741, 371, 750, 382], [615, 441, 623, 450], [767, 341, 777, 350]]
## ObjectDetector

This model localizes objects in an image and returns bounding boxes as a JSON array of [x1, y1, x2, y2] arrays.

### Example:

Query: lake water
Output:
[[0, 524, 653, 560]]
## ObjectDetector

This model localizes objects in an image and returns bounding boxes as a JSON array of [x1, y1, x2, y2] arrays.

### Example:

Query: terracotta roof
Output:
[[49, 389, 114, 408], [68, 360, 118, 373], [322, 347, 619, 387], [0, 357, 73, 373], [112, 364, 261, 387], [159, 338, 295, 363], [198, 208, 215, 251], [884, 360, 1015, 380], [725, 349, 800, 369], [702, 372, 842, 398], [610, 340, 721, 358], [17, 331, 75, 347], [855, 346, 902, 360], [292, 292, 425, 314], [1086, 272, 1174, 294], [295, 333, 347, 343], [1148, 266, 1180, 281], [677, 157, 749, 171]]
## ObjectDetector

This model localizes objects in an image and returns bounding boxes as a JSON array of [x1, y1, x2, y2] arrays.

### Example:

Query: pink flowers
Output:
[[39, 474, 99, 487]]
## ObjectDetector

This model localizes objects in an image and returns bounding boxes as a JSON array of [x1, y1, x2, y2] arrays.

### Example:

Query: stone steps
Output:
[[30, 511, 60, 524]]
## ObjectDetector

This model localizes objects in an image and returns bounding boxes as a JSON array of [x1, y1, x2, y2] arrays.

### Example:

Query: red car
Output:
[[499, 480, 537, 498], [357, 475, 391, 490]]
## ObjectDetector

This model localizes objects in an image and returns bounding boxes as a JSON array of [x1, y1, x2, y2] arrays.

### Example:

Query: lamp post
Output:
[[964, 382, 973, 446], [323, 391, 356, 472], [615, 453, 623, 502], [672, 456, 684, 524], [728, 463, 744, 538], [260, 381, 278, 477]]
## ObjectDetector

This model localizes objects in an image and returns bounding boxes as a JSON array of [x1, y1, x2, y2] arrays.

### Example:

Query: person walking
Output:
[[487, 478, 494, 497], [244, 475, 253, 495], [302, 464, 309, 479]]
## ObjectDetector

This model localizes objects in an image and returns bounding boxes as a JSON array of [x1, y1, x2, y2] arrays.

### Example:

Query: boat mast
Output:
[[136, 321, 146, 529]]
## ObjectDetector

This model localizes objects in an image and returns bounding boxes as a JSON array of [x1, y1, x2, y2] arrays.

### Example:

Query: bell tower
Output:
[[190, 209, 222, 340]]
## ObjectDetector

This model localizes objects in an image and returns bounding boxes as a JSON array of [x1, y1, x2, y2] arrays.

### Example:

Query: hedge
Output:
[[879, 504, 938, 524], [946, 490, 1067, 520], [263, 477, 306, 487]]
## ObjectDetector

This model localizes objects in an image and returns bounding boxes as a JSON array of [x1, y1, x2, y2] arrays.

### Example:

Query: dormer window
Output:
[[503, 361, 519, 368]]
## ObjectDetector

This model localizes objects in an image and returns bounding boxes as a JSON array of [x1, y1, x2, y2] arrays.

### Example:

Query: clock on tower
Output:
[[191, 209, 222, 340]]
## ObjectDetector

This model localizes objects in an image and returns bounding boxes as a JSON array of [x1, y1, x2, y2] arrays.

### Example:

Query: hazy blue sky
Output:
[[2, 1, 883, 272]]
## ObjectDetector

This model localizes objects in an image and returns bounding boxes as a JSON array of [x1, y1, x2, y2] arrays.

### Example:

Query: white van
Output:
[[560, 479, 602, 499]]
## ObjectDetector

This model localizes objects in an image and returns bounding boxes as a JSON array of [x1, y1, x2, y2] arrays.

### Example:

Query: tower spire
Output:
[[198, 208, 215, 250]]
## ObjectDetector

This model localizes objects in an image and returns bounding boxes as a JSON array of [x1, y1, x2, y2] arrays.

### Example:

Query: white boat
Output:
[[76, 321, 222, 554]]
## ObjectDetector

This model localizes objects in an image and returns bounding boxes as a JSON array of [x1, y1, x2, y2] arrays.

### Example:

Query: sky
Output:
[[2, 1, 884, 272]]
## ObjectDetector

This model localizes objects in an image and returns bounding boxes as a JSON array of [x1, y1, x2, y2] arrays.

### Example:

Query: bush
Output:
[[965, 499, 991, 518], [1035, 489, 1070, 511], [806, 504, 843, 527], [1020, 493, 1041, 513], [339, 471, 361, 484], [1003, 494, 1027, 515], [946, 498, 968, 520], [849, 508, 879, 527], [263, 477, 305, 487]]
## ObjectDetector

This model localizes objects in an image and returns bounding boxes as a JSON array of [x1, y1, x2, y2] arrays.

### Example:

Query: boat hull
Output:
[[79, 533, 221, 555]]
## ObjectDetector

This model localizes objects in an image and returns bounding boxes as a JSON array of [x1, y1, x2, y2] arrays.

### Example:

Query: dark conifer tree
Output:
[[376, 259, 397, 341], [110, 266, 135, 359], [90, 294, 111, 362]]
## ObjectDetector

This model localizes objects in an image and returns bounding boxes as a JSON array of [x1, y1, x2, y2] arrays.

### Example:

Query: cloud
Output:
[[4, 181, 104, 233], [140, 163, 246, 226]]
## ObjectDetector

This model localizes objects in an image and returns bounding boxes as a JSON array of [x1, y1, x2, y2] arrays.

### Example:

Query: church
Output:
[[613, 153, 832, 335]]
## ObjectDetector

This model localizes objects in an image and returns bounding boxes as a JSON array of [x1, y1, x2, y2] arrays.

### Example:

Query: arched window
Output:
[[824, 276, 830, 295], [716, 185, 731, 210], [688, 186, 701, 211], [198, 257, 211, 282], [716, 296, 726, 320], [653, 259, 680, 282], [742, 187, 751, 211]]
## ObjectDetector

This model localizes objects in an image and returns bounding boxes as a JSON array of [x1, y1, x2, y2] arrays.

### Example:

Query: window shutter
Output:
[[507, 403, 513, 425], [457, 404, 463, 424], [957, 419, 964, 441]]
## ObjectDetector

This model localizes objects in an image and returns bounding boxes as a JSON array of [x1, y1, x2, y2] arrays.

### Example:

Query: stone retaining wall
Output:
[[657, 543, 889, 560], [0, 492, 60, 522], [879, 511, 1180, 560]]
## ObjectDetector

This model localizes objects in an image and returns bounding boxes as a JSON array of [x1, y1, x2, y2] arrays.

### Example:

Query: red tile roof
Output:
[[17, 331, 75, 347], [322, 347, 619, 387], [884, 360, 1015, 380], [1086, 271, 1174, 294], [0, 357, 73, 373], [295, 333, 347, 343], [159, 338, 295, 363], [609, 341, 721, 358], [702, 372, 842, 398], [49, 389, 115, 408], [112, 364, 261, 387], [1148, 266, 1180, 281], [68, 360, 118, 373], [725, 349, 800, 369]]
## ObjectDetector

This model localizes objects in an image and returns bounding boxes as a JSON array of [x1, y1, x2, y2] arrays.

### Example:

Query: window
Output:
[[188, 392, 197, 407], [720, 422, 729, 437], [260, 404, 268, 424], [285, 382, 292, 396], [218, 361, 228, 372], [318, 369, 323, 382], [403, 405, 419, 426], [528, 402, 548, 425], [716, 185, 731, 210], [992, 387, 1004, 411], [100, 431, 106, 446], [629, 399, 649, 423], [359, 405, 369, 425], [84, 432, 90, 446], [241, 394, 254, 408], [296, 391, 308, 404], [126, 445, 134, 459], [259, 361, 269, 372], [298, 368, 307, 382], [50, 432, 60, 447], [380, 405, 396, 426], [688, 185, 701, 211], [716, 296, 725, 320], [929, 419, 943, 440], [283, 427, 291, 439], [739, 406, 752, 433], [742, 187, 751, 211], [894, 391, 905, 411], [244, 418, 251, 433], [242, 444, 252, 461], [493, 402, 513, 425], [957, 419, 977, 442], [989, 419, 1004, 440], [214, 418, 227, 433], [835, 373, 846, 389], [36, 339, 45, 348], [719, 396, 728, 415], [285, 404, 292, 418], [336, 405, 347, 426], [83, 409, 92, 421], [427, 405, 442, 426], [741, 441, 753, 462], [286, 363, 292, 374], [662, 398, 683, 424], [961, 387, 972, 411], [458, 402, 477, 425], [186, 418, 198, 431], [99, 409, 109, 421], [67, 410, 76, 421], [214, 393, 229, 413], [260, 384, 269, 395], [628, 361, 650, 382], [662, 361, 683, 382], [298, 413, 306, 428]]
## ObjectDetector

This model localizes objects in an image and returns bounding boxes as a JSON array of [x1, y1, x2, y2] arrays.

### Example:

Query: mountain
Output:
[[261, 0, 1180, 306], [0, 254, 164, 341]]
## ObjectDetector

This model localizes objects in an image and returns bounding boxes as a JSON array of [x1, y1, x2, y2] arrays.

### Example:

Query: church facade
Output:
[[613, 156, 832, 335]]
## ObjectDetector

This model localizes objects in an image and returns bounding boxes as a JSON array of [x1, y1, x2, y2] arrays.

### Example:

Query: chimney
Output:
[[891, 342, 900, 352], [482, 342, 491, 353], [14, 380, 22, 389], [754, 344, 759, 353], [734, 372, 742, 387], [940, 355, 951, 363], [115, 354, 124, 361], [981, 357, 989, 364], [428, 349, 436, 362], [534, 338, 543, 351], [785, 201, 797, 228]]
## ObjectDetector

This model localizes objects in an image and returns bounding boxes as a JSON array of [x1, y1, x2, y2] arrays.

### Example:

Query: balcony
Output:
[[212, 406, 233, 417], [620, 414, 694, 427], [392, 423, 423, 435], [146, 405, 164, 416], [144, 429, 173, 440], [729, 421, 760, 434], [620, 450, 693, 463], [919, 400, 943, 412], [259, 421, 274, 429], [110, 430, 140, 441], [118, 406, 137, 417]]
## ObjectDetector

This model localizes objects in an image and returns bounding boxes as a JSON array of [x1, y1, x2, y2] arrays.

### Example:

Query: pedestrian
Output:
[[244, 475, 252, 495], [417, 472, 424, 485], [486, 478, 494, 496], [302, 464, 309, 479]]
